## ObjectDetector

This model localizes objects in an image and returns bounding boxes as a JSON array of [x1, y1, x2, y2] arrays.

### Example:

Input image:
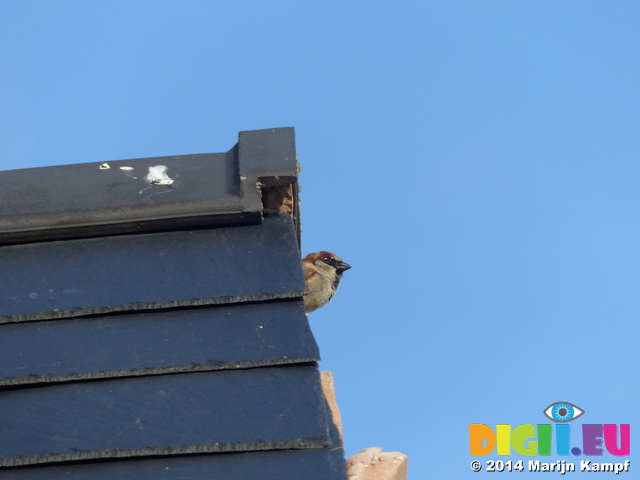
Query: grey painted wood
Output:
[[0, 128, 297, 245]]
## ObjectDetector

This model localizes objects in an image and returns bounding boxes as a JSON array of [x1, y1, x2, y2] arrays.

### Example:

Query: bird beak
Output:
[[337, 261, 352, 272]]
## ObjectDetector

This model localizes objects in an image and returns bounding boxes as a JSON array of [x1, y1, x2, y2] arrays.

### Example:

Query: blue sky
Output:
[[2, 1, 639, 478]]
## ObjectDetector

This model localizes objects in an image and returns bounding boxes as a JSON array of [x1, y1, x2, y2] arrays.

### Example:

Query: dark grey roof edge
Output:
[[0, 299, 318, 387], [0, 290, 306, 325], [0, 357, 320, 388], [0, 127, 298, 246], [0, 437, 331, 469], [0, 212, 264, 248]]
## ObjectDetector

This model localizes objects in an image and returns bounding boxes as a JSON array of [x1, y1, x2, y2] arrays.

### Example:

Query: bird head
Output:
[[304, 251, 352, 273]]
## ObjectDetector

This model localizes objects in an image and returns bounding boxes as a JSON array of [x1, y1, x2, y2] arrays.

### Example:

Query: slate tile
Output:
[[0, 213, 305, 323], [0, 365, 329, 467], [0, 414, 346, 479], [0, 300, 317, 386]]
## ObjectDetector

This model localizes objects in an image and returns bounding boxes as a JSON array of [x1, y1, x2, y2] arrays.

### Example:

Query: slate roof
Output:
[[0, 128, 348, 479]]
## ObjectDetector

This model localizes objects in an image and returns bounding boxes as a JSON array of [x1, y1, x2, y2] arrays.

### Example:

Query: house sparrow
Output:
[[302, 251, 352, 313]]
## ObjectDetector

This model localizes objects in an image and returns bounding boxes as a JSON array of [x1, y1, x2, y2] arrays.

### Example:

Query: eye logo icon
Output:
[[543, 402, 584, 422]]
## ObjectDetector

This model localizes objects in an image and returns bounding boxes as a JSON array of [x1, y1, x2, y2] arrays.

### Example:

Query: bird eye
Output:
[[543, 402, 584, 422]]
